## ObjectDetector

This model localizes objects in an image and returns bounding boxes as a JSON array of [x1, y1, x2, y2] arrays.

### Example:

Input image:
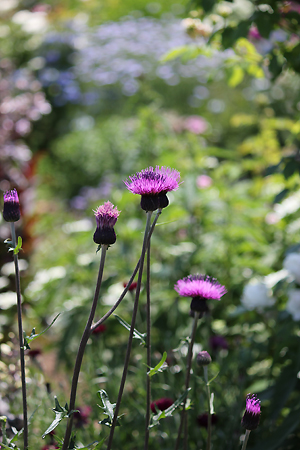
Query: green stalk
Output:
[[144, 237, 151, 450], [62, 244, 108, 450], [90, 210, 161, 332], [203, 366, 211, 450], [106, 211, 152, 450], [10, 223, 28, 450], [175, 311, 200, 450], [241, 430, 251, 450]]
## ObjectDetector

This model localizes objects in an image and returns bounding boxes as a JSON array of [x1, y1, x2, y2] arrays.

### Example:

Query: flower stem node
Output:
[[241, 394, 261, 431], [93, 201, 120, 246], [3, 189, 21, 222], [196, 351, 212, 367], [124, 166, 180, 211]]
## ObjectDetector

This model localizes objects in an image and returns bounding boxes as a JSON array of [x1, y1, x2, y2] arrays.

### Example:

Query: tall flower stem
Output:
[[106, 211, 152, 450], [91, 210, 161, 332], [241, 430, 251, 450], [203, 366, 211, 450], [144, 237, 151, 450], [62, 245, 108, 450], [10, 223, 28, 450], [175, 311, 200, 450]]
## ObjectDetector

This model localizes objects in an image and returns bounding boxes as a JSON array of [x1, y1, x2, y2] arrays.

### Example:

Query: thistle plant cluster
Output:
[[2, 166, 261, 450]]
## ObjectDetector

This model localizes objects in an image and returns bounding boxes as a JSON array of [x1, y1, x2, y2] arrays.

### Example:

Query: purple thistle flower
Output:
[[241, 394, 261, 430], [124, 165, 180, 211], [3, 189, 21, 222], [93, 201, 120, 245], [174, 274, 227, 313]]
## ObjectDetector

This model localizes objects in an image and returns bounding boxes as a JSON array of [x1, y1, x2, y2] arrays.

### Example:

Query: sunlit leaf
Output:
[[147, 352, 167, 377]]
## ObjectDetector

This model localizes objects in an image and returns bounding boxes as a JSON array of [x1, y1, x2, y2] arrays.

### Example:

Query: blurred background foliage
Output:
[[1, 0, 300, 449]]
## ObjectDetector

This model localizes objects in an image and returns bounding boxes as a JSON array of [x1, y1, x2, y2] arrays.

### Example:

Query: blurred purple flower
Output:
[[150, 397, 173, 414], [73, 406, 92, 428], [197, 413, 218, 428], [209, 335, 228, 351]]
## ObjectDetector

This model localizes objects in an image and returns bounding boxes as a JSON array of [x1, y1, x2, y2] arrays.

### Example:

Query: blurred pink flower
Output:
[[248, 26, 262, 41], [184, 115, 208, 134], [197, 175, 212, 189]]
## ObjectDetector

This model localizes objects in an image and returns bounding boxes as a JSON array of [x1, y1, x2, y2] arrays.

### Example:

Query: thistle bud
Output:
[[241, 394, 261, 431], [196, 350, 212, 366], [93, 201, 120, 246], [3, 189, 21, 222]]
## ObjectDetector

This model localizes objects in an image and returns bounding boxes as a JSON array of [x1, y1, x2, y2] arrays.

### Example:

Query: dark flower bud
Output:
[[241, 394, 261, 430], [93, 201, 120, 246], [197, 413, 218, 428], [196, 350, 212, 366], [3, 189, 20, 222]]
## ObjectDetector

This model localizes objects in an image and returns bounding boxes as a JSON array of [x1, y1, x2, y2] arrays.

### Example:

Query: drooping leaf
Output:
[[114, 314, 146, 345], [97, 390, 120, 427], [147, 352, 167, 377], [23, 313, 60, 350]]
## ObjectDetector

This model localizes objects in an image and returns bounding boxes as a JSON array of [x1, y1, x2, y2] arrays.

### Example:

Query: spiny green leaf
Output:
[[97, 389, 120, 427], [114, 314, 146, 345], [23, 313, 60, 350], [150, 388, 191, 428], [42, 396, 71, 438], [147, 352, 167, 377]]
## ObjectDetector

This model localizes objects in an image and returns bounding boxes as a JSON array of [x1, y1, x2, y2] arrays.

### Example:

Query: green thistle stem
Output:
[[241, 430, 251, 450], [175, 311, 200, 450], [10, 223, 28, 450], [90, 210, 161, 332], [62, 244, 108, 450], [106, 211, 152, 450], [203, 366, 211, 450], [144, 238, 151, 450]]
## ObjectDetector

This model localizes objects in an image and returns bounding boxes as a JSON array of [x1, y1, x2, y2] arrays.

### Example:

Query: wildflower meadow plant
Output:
[[174, 274, 227, 450], [2, 174, 265, 450]]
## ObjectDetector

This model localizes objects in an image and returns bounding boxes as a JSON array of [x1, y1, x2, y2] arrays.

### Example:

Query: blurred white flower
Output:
[[241, 280, 275, 310], [283, 253, 300, 284], [286, 289, 300, 321]]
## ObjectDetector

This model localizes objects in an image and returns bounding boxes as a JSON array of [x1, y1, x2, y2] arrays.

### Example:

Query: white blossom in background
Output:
[[286, 289, 300, 321], [283, 253, 300, 284], [241, 280, 275, 310]]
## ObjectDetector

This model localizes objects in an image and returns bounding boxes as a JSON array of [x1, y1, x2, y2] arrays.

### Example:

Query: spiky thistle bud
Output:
[[3, 189, 20, 222]]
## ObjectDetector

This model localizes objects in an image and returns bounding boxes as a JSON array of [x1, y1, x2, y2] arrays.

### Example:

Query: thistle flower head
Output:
[[124, 166, 180, 211], [124, 166, 180, 195], [175, 274, 226, 314], [174, 274, 227, 300], [93, 201, 120, 245], [3, 189, 20, 222], [241, 394, 261, 430], [93, 201, 120, 228]]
